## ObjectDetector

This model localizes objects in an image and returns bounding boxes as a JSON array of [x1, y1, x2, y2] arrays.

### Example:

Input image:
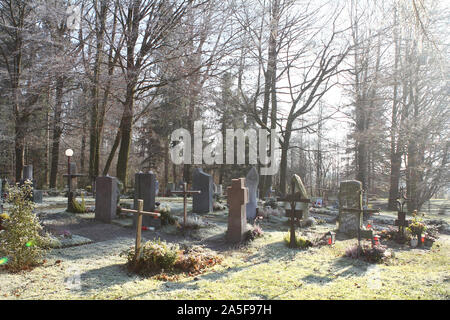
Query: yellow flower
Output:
[[0, 213, 9, 220]]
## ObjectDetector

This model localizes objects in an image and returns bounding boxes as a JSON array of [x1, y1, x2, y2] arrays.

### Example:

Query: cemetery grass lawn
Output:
[[1, 229, 449, 300]]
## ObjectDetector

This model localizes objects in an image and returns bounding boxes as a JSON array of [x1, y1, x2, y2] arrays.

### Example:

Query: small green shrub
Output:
[[283, 232, 313, 249], [0, 182, 51, 272], [69, 194, 87, 213], [121, 240, 223, 277]]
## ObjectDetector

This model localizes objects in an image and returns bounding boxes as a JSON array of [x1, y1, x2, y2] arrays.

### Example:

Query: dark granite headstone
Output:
[[192, 168, 213, 213], [23, 165, 33, 180], [33, 190, 43, 203], [95, 176, 118, 223], [134, 172, 159, 228]]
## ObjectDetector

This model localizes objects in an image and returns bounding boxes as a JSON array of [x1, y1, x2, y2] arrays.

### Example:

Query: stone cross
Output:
[[277, 174, 310, 248], [171, 182, 201, 227], [226, 178, 249, 243], [121, 199, 160, 262], [245, 167, 259, 221]]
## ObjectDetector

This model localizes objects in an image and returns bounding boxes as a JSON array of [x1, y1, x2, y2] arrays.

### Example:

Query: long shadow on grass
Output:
[[78, 263, 134, 294]]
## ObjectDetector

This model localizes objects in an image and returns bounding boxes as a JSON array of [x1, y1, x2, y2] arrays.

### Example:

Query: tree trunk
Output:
[[116, 83, 135, 187], [49, 76, 64, 188]]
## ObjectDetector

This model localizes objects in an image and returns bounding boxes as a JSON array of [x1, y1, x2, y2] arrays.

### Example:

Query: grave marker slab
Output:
[[95, 176, 118, 223], [33, 190, 43, 204], [338, 180, 363, 235], [134, 172, 159, 228], [192, 168, 213, 213], [227, 178, 248, 243]]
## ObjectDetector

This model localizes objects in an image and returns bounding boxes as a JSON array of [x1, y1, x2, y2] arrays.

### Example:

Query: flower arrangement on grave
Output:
[[283, 232, 313, 249], [182, 215, 210, 229], [345, 243, 392, 264], [0, 181, 51, 272], [379, 226, 411, 244], [423, 225, 439, 246], [213, 201, 227, 211], [156, 204, 176, 225], [264, 198, 279, 209], [245, 216, 264, 241], [407, 211, 427, 239]]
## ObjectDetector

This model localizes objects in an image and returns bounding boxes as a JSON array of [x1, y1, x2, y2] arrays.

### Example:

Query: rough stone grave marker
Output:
[[134, 172, 159, 228], [192, 168, 213, 213], [227, 178, 248, 243], [338, 180, 363, 237], [245, 167, 259, 221], [95, 176, 118, 223]]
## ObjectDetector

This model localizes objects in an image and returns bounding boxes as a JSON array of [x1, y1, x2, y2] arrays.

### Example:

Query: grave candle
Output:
[[372, 235, 380, 247]]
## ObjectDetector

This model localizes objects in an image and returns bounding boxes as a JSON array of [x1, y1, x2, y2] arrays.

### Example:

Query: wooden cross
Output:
[[120, 199, 160, 262], [277, 176, 310, 248], [171, 182, 201, 227]]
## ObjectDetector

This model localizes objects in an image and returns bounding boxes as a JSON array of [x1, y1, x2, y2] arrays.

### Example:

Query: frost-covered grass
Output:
[[1, 197, 448, 300], [1, 230, 449, 300]]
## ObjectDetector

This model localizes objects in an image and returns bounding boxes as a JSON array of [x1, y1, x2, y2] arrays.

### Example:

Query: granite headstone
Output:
[[192, 168, 213, 213], [95, 176, 118, 223], [134, 172, 160, 228]]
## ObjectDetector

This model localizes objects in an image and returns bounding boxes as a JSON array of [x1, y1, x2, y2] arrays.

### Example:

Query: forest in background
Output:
[[0, 0, 448, 213]]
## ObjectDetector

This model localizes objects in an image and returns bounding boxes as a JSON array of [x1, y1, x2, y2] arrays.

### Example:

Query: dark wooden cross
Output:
[[395, 187, 410, 236], [170, 182, 201, 227], [277, 175, 310, 248], [121, 199, 161, 262]]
